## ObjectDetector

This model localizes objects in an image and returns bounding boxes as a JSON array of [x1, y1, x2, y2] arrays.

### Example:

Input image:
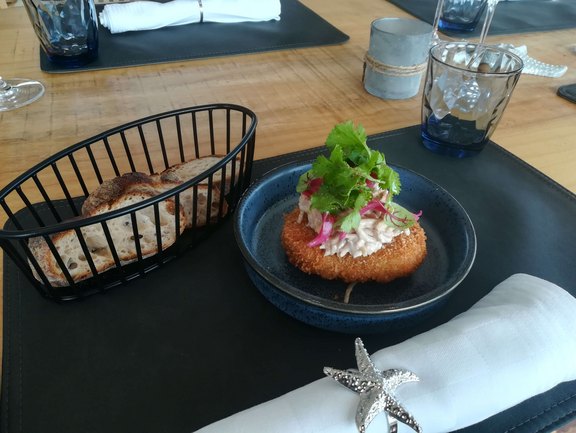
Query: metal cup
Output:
[[421, 42, 523, 157], [23, 0, 99, 67]]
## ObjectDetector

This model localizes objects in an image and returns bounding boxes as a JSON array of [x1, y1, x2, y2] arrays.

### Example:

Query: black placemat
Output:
[[40, 0, 349, 73], [2, 125, 576, 433], [387, 0, 576, 37]]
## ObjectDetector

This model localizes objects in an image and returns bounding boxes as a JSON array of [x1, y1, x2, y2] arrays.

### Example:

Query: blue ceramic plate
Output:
[[234, 161, 476, 333]]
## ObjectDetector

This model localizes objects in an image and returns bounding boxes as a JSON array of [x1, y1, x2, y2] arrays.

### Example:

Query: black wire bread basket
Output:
[[0, 104, 257, 301]]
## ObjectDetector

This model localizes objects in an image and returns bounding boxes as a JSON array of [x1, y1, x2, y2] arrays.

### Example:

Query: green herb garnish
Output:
[[297, 121, 418, 233]]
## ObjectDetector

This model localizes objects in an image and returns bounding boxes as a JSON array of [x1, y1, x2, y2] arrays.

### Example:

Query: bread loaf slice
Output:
[[159, 154, 241, 192], [158, 156, 237, 228], [81, 172, 159, 217], [83, 190, 186, 258], [81, 172, 187, 260], [158, 181, 225, 228], [29, 155, 239, 286], [29, 229, 118, 286], [29, 173, 186, 286]]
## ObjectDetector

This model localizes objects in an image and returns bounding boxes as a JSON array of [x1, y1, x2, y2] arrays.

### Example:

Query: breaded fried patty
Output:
[[281, 208, 427, 283]]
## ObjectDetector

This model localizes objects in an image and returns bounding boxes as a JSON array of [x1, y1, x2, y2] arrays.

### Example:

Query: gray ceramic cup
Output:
[[363, 18, 433, 100]]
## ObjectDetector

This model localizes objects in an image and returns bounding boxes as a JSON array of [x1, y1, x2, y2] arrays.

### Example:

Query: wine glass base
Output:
[[0, 78, 45, 112]]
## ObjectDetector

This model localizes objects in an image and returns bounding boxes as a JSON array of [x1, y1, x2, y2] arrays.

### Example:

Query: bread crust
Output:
[[281, 208, 427, 283], [81, 172, 158, 216], [160, 154, 240, 192]]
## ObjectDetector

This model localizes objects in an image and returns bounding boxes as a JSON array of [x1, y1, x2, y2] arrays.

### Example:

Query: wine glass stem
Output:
[[0, 77, 12, 92]]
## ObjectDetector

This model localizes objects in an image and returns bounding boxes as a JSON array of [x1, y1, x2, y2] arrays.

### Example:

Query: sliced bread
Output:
[[30, 173, 186, 286], [29, 229, 119, 286], [29, 155, 237, 286], [157, 181, 226, 228], [159, 154, 241, 192], [158, 156, 238, 228]]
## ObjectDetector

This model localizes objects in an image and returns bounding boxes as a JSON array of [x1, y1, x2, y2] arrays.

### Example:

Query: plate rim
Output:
[[234, 160, 477, 315]]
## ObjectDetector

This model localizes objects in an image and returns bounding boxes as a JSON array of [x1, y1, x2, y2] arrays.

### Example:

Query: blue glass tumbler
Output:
[[23, 0, 99, 68], [439, 0, 487, 32], [421, 42, 523, 158]]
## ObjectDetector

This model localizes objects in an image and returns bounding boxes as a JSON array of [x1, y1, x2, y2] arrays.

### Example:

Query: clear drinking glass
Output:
[[22, 0, 99, 67], [421, 42, 523, 157], [0, 76, 45, 112]]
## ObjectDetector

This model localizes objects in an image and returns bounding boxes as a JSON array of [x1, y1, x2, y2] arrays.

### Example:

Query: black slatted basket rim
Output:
[[0, 103, 258, 238]]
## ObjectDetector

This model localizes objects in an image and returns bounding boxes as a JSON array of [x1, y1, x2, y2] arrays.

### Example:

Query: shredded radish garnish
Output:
[[307, 212, 335, 247], [302, 178, 323, 197], [359, 199, 418, 227], [360, 199, 387, 216]]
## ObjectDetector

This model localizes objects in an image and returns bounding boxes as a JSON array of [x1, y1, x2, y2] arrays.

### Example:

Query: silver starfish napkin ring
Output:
[[324, 338, 421, 433]]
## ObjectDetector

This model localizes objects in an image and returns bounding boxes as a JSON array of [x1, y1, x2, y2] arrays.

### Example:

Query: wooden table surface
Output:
[[1, 0, 576, 431]]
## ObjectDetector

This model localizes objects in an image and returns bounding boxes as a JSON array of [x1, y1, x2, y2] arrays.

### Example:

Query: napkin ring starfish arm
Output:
[[323, 338, 422, 433]]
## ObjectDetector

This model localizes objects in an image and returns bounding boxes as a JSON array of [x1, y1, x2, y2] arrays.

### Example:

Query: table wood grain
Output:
[[1, 1, 575, 430]]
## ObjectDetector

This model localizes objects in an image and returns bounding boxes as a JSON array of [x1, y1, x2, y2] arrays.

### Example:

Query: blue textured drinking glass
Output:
[[439, 0, 487, 32], [23, 0, 99, 67], [421, 42, 523, 158]]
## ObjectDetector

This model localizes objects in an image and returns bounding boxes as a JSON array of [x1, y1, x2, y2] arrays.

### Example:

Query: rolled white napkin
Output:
[[194, 274, 576, 433], [99, 0, 281, 34]]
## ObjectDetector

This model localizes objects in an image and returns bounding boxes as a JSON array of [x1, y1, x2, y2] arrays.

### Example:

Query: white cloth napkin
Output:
[[194, 274, 576, 433], [99, 0, 281, 34]]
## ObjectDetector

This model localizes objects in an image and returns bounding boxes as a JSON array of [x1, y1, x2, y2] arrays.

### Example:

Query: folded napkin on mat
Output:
[[194, 274, 576, 433], [99, 0, 282, 34]]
